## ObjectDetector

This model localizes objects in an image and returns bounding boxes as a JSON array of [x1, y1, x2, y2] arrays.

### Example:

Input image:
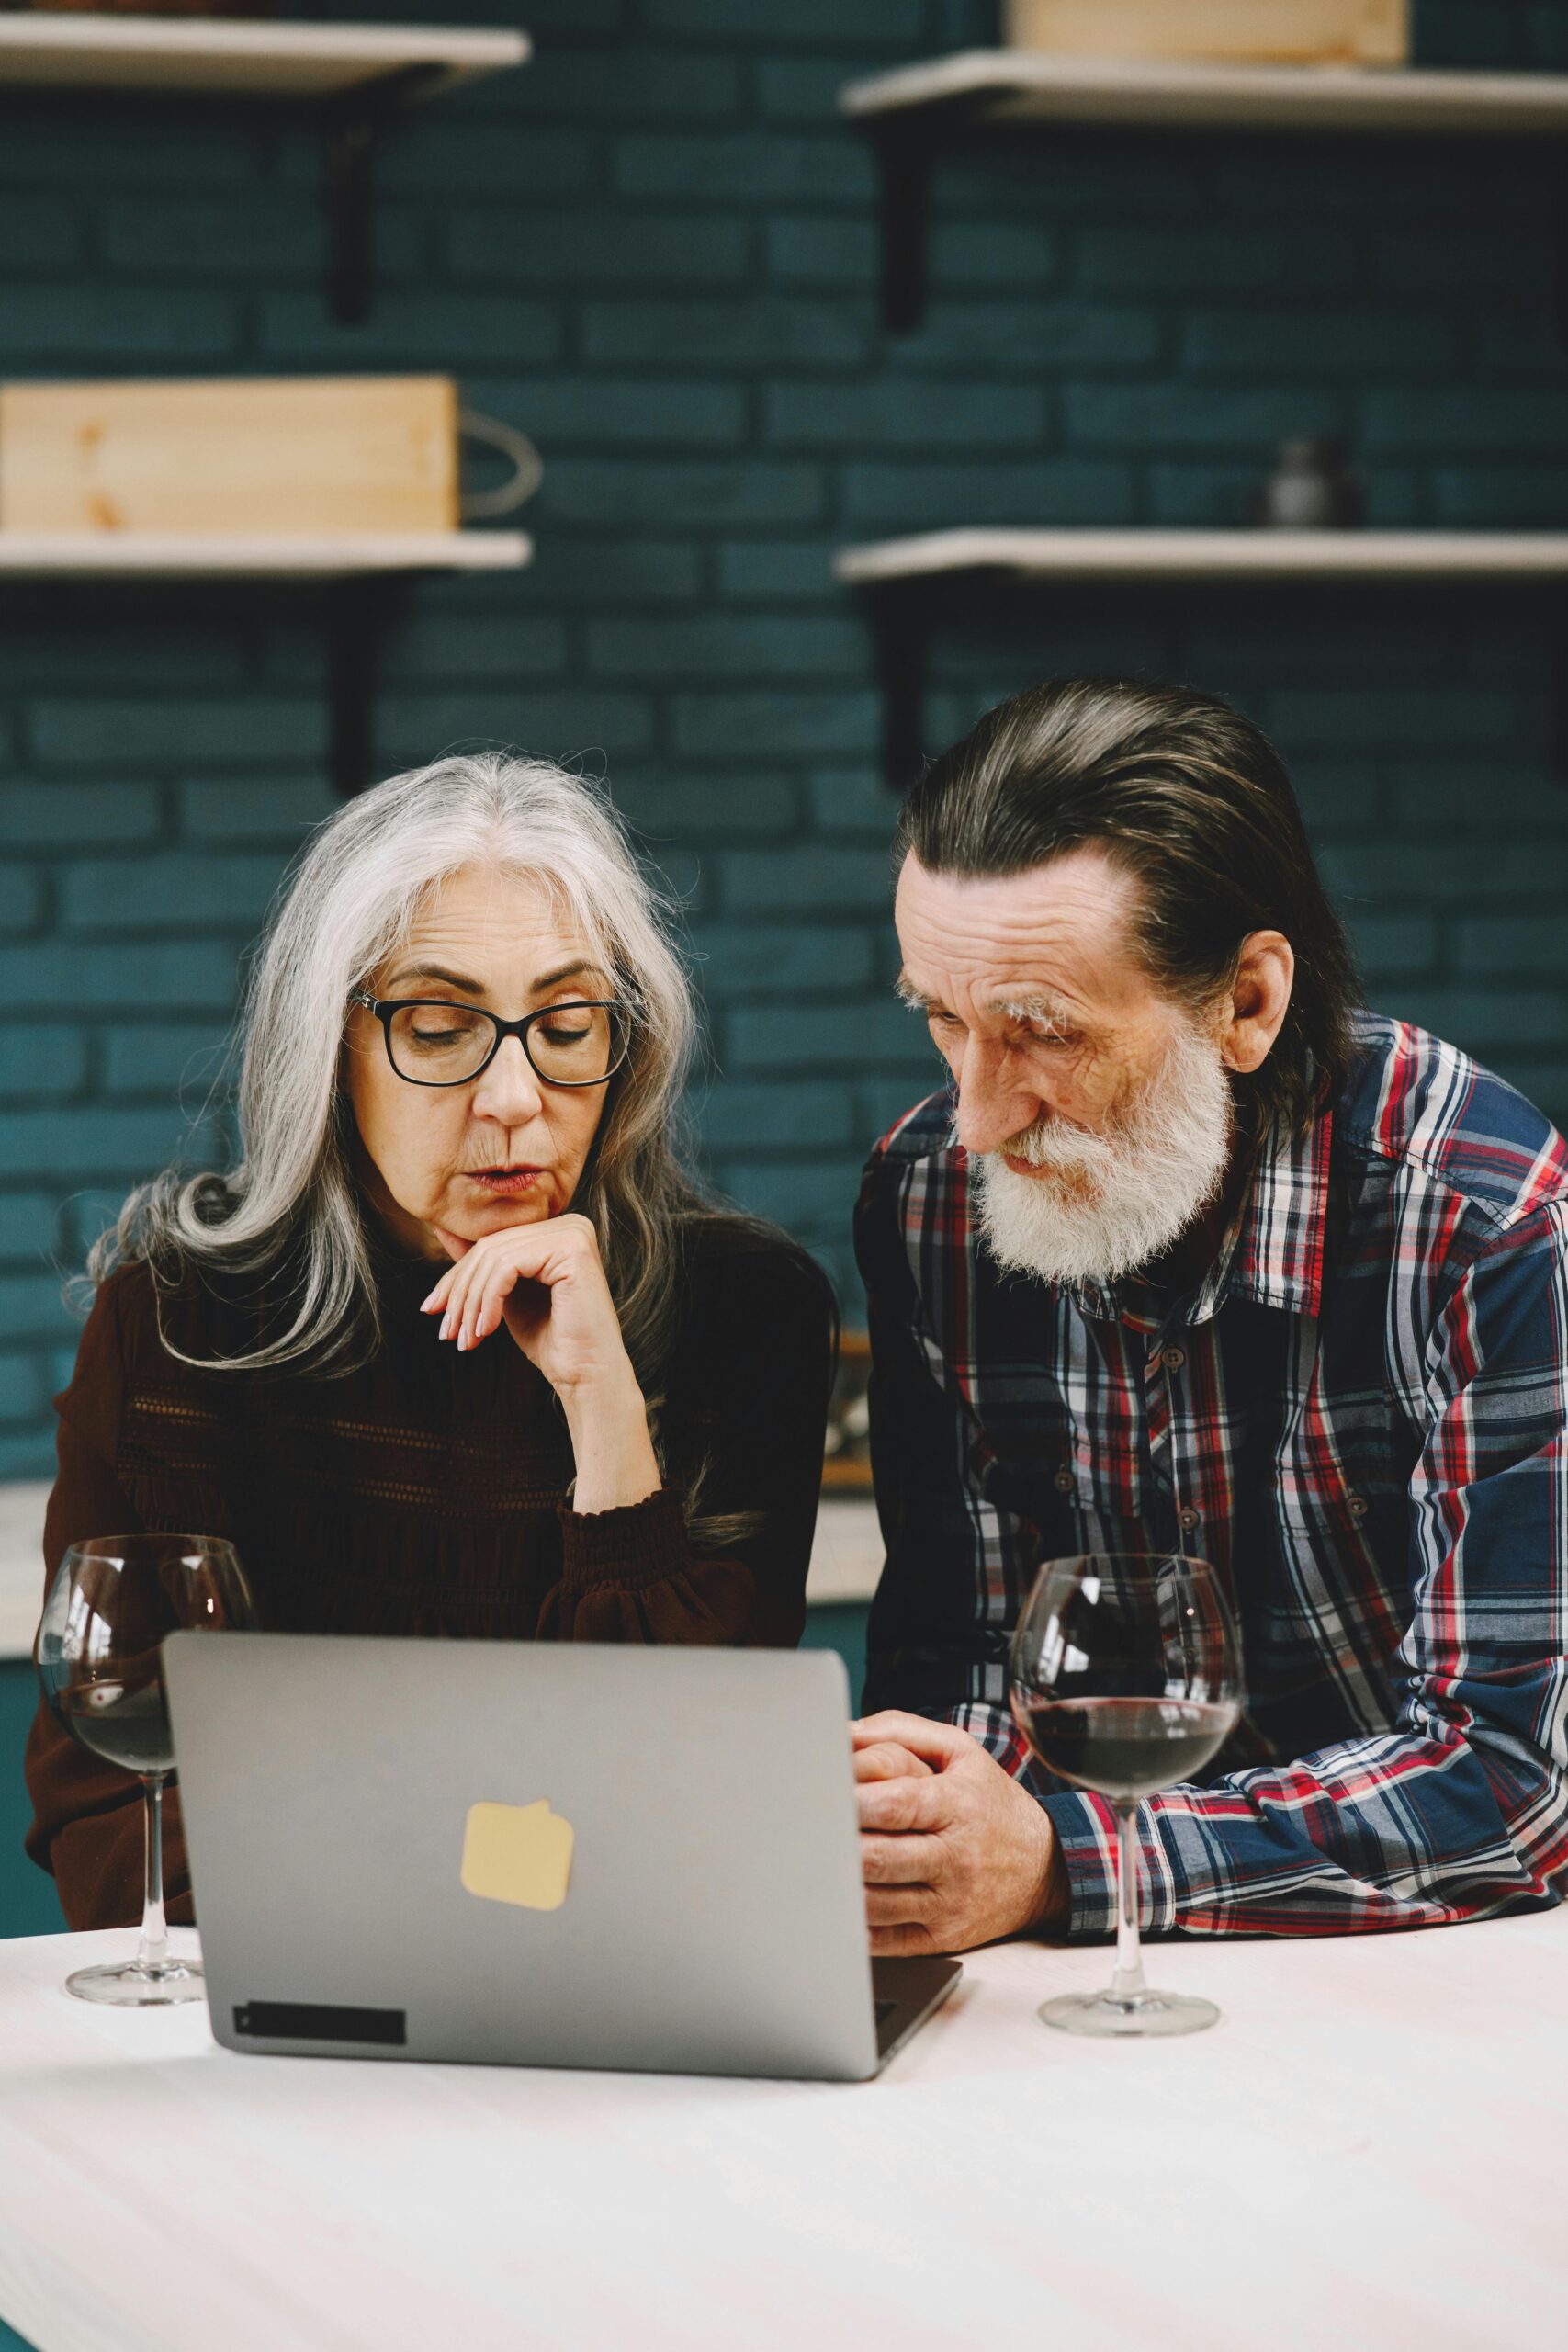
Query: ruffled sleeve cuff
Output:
[[555, 1483, 691, 1595]]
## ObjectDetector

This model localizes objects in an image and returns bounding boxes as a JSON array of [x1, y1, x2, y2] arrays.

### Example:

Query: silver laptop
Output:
[[163, 1633, 961, 2083]]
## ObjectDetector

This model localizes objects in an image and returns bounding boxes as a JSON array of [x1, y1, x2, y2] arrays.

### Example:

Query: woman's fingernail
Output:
[[439, 1313, 453, 1340], [457, 1331, 468, 1351], [420, 1290, 438, 1312]]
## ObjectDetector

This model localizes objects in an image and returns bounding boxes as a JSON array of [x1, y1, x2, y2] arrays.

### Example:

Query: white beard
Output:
[[967, 1018, 1234, 1287]]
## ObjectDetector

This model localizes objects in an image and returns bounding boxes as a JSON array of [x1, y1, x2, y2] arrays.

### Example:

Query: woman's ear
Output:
[[1220, 931, 1294, 1077]]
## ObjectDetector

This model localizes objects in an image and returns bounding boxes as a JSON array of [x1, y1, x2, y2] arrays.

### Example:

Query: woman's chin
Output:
[[457, 1180, 558, 1228]]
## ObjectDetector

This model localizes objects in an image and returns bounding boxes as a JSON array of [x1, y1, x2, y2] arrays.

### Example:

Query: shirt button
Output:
[[1178, 1507, 1201, 1531], [1347, 1494, 1369, 1519], [1160, 1345, 1186, 1372], [1053, 1467, 1077, 1493]]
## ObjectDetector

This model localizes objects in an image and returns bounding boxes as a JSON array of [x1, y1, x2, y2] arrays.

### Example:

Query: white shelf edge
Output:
[[840, 48, 1568, 131], [834, 526, 1568, 584], [0, 16, 530, 97], [0, 1482, 46, 1663], [804, 1498, 882, 1609], [0, 530, 532, 580]]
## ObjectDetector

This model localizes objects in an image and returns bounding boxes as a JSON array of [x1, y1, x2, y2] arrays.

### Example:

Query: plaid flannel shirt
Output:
[[857, 1011, 1568, 1939]]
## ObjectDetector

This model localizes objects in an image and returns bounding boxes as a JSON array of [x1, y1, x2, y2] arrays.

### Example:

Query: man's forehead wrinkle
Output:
[[895, 852, 1163, 1035], [897, 910, 1132, 1020]]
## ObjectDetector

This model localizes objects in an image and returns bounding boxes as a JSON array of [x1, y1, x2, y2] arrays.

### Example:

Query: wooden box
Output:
[[0, 376, 459, 536], [1002, 0, 1409, 66]]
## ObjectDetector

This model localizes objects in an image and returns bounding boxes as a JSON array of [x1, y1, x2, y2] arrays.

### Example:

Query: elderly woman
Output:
[[27, 754, 836, 1929]]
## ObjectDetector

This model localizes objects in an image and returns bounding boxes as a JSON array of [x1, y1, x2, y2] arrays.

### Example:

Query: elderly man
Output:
[[853, 676, 1568, 1953]]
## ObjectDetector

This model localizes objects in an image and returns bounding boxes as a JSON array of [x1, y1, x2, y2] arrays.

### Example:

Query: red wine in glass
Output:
[[37, 1533, 257, 2008], [1009, 1551, 1240, 2038], [1015, 1695, 1237, 1801]]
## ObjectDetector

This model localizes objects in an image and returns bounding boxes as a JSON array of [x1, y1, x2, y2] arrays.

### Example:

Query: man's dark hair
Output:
[[896, 676, 1361, 1145]]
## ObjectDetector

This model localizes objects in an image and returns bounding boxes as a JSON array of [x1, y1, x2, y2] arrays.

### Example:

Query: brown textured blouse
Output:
[[25, 1225, 835, 1929]]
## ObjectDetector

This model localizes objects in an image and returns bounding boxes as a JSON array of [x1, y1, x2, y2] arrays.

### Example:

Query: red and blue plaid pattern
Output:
[[857, 1012, 1568, 1939]]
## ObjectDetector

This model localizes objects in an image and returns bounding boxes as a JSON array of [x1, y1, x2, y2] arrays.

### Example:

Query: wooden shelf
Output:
[[835, 526, 1568, 586], [0, 16, 531, 322], [0, 15, 527, 101], [835, 527, 1568, 787], [841, 50, 1568, 135], [820, 1458, 874, 1493], [0, 530, 532, 581], [839, 51, 1568, 329]]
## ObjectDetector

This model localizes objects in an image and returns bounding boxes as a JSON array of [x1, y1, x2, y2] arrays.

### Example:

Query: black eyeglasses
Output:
[[351, 991, 630, 1091]]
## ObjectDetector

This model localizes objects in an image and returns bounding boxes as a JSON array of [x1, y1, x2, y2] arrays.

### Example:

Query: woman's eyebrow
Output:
[[385, 962, 484, 994], [531, 958, 596, 994], [381, 958, 602, 998]]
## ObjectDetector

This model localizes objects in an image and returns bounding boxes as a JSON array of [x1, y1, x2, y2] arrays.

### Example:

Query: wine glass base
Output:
[[65, 1956, 205, 2009], [1040, 1987, 1220, 2038]]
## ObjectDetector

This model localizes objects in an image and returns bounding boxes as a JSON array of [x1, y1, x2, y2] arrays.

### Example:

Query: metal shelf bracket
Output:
[[327, 575, 405, 797], [323, 62, 445, 326], [867, 582, 931, 791], [864, 99, 988, 334]]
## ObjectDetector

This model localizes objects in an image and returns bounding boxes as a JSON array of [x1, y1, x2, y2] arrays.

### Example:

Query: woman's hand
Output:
[[423, 1212, 625, 1391], [421, 1216, 661, 1513]]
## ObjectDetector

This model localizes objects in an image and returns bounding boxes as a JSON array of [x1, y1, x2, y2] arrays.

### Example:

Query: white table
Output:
[[2, 1909, 1564, 2351]]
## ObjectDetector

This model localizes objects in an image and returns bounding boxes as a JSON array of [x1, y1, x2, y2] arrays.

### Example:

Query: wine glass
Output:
[[36, 1533, 258, 2007], [1008, 1550, 1240, 2038]]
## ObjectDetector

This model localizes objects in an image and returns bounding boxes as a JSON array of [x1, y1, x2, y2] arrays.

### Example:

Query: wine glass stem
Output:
[[137, 1773, 169, 1976], [1110, 1798, 1145, 2001]]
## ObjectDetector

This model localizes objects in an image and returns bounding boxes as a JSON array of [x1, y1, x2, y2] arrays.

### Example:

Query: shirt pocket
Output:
[[1279, 1401, 1413, 1553], [977, 1385, 1146, 1540]]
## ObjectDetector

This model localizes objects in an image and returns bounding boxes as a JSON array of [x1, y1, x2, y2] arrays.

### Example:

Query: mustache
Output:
[[999, 1114, 1114, 1171], [945, 1100, 1138, 1176]]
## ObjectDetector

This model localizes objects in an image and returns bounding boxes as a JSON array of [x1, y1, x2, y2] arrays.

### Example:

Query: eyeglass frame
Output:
[[349, 990, 632, 1091]]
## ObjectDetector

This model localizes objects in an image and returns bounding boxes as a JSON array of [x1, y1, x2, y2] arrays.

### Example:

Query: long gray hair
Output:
[[91, 752, 716, 1387]]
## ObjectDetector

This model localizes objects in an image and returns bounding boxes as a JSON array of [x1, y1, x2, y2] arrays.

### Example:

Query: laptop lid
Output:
[[163, 1633, 885, 2082]]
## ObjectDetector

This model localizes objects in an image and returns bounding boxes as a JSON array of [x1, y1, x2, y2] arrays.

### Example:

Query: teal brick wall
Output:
[[2, 0, 1568, 1475], [0, 1661, 63, 1938]]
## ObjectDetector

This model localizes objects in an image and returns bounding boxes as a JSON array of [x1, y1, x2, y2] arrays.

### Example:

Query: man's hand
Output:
[[853, 1711, 1067, 1955]]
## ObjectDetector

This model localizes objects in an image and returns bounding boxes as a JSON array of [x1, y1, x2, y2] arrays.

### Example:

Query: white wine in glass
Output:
[[37, 1532, 257, 2007]]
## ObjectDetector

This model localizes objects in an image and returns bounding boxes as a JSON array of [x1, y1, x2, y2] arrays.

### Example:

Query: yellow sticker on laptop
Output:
[[460, 1799, 574, 1911]]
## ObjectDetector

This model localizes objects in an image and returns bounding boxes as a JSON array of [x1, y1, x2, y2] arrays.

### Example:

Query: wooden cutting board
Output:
[[1002, 0, 1409, 65], [0, 376, 459, 535]]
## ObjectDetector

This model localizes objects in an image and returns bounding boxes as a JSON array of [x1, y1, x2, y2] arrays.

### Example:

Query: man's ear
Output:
[[1220, 931, 1294, 1076]]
